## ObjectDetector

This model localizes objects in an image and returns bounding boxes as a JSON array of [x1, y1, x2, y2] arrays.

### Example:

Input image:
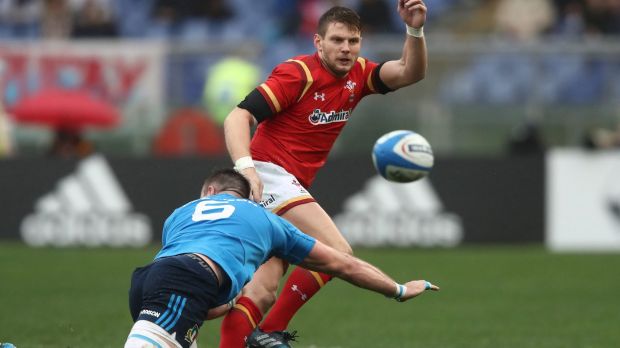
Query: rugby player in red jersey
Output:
[[221, 2, 428, 346]]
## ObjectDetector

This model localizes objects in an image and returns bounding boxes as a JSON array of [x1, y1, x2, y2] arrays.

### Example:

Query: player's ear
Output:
[[207, 185, 218, 196], [200, 185, 217, 197], [314, 34, 322, 52]]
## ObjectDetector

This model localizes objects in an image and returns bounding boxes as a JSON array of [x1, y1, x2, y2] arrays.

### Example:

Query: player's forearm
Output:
[[401, 35, 427, 84], [301, 243, 399, 297], [302, 242, 428, 299], [224, 107, 255, 161], [379, 37, 427, 90], [334, 254, 400, 298]]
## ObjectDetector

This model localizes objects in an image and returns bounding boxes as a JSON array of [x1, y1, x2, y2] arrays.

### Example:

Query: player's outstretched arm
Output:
[[298, 241, 439, 301], [223, 107, 263, 201], [380, 0, 428, 90]]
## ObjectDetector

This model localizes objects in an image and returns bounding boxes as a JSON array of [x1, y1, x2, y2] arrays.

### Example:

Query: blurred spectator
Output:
[[48, 127, 94, 158], [442, 0, 612, 106], [298, 0, 342, 38], [202, 56, 261, 125], [495, 0, 556, 40], [583, 123, 620, 149], [71, 0, 118, 38], [152, 108, 225, 156], [553, 0, 587, 35], [151, 0, 183, 23], [0, 107, 14, 157], [0, 0, 41, 38], [507, 122, 546, 156], [41, 0, 73, 39], [356, 0, 395, 34], [582, 0, 620, 35], [553, 0, 620, 36], [270, 0, 302, 39], [152, 0, 235, 22], [202, 0, 235, 21], [150, 0, 235, 40]]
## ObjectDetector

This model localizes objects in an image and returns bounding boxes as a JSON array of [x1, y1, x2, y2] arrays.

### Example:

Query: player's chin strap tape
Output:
[[234, 156, 255, 172]]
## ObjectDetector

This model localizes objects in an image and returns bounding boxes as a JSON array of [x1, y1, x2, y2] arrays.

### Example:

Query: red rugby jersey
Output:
[[250, 52, 383, 188]]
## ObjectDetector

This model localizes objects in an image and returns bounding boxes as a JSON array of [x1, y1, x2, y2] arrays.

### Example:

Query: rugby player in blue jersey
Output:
[[124, 169, 439, 348]]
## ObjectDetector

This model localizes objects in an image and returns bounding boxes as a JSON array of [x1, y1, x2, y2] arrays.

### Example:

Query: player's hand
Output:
[[397, 0, 427, 29], [399, 280, 439, 301], [240, 167, 264, 202]]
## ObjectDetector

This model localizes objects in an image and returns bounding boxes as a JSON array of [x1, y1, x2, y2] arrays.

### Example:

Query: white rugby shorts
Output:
[[254, 161, 315, 215]]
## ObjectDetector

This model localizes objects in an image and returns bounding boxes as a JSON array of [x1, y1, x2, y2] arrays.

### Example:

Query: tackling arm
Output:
[[298, 241, 439, 301]]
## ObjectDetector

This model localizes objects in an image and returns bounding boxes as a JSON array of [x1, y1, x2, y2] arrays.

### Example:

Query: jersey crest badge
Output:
[[345, 80, 356, 92]]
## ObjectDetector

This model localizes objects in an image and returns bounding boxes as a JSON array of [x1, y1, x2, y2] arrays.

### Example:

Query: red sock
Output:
[[260, 267, 333, 332], [219, 296, 263, 348]]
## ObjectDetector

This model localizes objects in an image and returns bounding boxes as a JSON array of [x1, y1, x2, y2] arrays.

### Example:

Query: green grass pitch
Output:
[[1, 243, 619, 347]]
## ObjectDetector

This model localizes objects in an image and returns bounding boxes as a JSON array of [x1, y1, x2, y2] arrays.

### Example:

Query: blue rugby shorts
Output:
[[128, 253, 224, 348]]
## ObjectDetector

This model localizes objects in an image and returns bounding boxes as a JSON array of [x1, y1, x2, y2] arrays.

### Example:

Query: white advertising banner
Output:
[[547, 149, 620, 251]]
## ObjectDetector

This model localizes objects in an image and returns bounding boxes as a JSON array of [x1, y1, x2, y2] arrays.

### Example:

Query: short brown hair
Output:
[[203, 168, 251, 199], [317, 6, 361, 37]]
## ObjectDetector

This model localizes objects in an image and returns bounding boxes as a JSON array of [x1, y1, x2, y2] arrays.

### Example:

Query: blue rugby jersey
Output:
[[155, 193, 316, 305]]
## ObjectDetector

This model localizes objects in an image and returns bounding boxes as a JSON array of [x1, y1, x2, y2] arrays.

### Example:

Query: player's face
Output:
[[315, 22, 362, 77]]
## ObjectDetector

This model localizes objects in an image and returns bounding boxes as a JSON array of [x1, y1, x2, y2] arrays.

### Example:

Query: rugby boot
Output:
[[245, 327, 298, 348]]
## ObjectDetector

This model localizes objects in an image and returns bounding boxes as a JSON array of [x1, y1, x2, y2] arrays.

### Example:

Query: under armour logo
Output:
[[314, 92, 325, 101], [291, 284, 308, 301]]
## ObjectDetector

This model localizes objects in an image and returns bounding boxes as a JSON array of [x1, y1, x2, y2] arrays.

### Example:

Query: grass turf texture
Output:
[[0, 243, 619, 348]]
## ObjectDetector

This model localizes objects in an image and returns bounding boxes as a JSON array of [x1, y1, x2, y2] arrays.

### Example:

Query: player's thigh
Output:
[[241, 257, 287, 312], [129, 265, 151, 321], [137, 255, 220, 347], [282, 202, 352, 254]]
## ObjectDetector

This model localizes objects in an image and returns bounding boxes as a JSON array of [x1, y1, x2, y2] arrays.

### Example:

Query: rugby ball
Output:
[[372, 130, 434, 183]]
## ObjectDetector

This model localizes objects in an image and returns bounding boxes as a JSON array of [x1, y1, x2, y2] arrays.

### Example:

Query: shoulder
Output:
[[354, 56, 379, 76], [274, 54, 317, 80]]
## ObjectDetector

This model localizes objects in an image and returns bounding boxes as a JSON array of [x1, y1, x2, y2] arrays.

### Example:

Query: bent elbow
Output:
[[416, 71, 426, 83], [410, 70, 426, 84], [394, 71, 425, 90]]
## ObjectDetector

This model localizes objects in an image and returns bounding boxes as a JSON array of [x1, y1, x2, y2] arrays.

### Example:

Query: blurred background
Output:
[[1, 1, 620, 347], [1, 0, 620, 250], [0, 0, 619, 158]]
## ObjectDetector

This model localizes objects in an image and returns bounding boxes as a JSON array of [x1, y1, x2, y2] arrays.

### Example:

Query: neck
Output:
[[219, 189, 244, 198]]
